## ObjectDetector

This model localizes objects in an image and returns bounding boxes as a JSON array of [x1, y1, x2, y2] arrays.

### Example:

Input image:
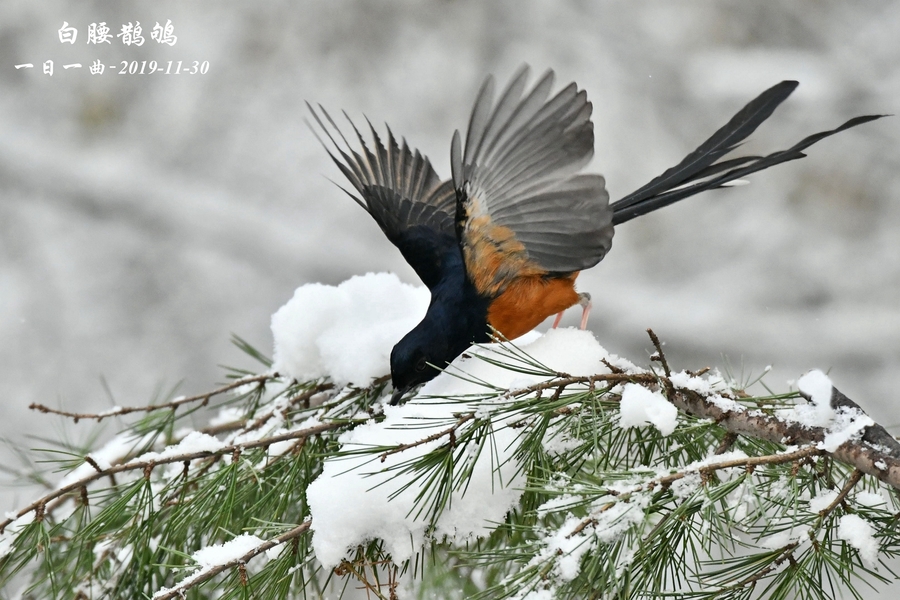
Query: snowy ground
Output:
[[2, 0, 899, 543]]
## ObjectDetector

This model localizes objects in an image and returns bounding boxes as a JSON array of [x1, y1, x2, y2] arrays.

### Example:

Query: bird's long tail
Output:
[[610, 81, 885, 226]]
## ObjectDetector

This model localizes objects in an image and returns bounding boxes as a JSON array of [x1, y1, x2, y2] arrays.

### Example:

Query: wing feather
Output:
[[452, 68, 613, 294], [307, 103, 457, 290]]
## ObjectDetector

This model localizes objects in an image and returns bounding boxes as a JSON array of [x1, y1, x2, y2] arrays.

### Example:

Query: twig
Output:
[[647, 328, 671, 377], [379, 414, 475, 462], [28, 374, 276, 422], [715, 432, 739, 455], [152, 521, 311, 600], [734, 542, 800, 589], [819, 468, 864, 517]]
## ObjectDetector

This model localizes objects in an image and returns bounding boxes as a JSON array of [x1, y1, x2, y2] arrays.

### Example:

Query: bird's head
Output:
[[389, 322, 452, 405]]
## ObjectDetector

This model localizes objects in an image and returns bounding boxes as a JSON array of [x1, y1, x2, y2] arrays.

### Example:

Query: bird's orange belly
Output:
[[487, 273, 581, 340]]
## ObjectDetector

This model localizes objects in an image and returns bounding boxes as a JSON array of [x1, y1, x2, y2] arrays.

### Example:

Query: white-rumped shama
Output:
[[308, 66, 882, 404]]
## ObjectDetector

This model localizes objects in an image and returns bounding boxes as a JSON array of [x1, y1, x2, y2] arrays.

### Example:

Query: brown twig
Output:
[[819, 468, 865, 517], [152, 521, 311, 600], [29, 374, 276, 422], [715, 432, 739, 455], [647, 328, 671, 377], [379, 414, 475, 462], [734, 542, 800, 589]]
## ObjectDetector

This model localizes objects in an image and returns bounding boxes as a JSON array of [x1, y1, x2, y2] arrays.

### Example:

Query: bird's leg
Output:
[[552, 292, 592, 329], [552, 311, 564, 329], [578, 293, 592, 330]]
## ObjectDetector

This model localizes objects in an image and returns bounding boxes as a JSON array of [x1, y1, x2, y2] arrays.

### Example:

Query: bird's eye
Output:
[[415, 357, 428, 372]]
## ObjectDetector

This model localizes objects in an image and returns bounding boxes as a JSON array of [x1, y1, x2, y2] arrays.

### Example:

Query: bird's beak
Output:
[[390, 386, 409, 406]]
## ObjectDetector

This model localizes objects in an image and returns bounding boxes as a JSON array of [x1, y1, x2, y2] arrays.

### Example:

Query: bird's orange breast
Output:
[[487, 273, 581, 340]]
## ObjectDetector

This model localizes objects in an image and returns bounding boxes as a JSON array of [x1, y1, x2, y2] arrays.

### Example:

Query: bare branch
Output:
[[28, 374, 277, 422]]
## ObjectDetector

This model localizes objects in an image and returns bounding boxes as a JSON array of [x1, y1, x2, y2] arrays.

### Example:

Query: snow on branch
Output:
[[2, 273, 898, 599]]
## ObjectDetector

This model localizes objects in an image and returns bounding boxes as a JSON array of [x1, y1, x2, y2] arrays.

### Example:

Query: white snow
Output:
[[856, 491, 888, 508], [759, 526, 810, 550], [271, 273, 429, 386], [306, 328, 614, 569], [153, 533, 267, 599], [136, 431, 226, 463], [820, 407, 874, 453], [192, 533, 265, 568], [809, 489, 839, 513], [618, 384, 678, 436], [837, 514, 879, 566], [793, 370, 835, 427], [779, 369, 875, 452], [542, 516, 593, 580], [670, 370, 717, 394]]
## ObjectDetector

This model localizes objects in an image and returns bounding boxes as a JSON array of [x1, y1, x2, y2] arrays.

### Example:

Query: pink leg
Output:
[[552, 311, 564, 328], [553, 292, 592, 329], [578, 293, 592, 330]]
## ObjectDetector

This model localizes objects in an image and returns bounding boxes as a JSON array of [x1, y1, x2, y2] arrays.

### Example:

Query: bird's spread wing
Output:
[[307, 104, 457, 290], [451, 67, 614, 297]]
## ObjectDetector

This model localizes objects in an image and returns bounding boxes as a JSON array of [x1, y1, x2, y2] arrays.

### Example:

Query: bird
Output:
[[307, 66, 882, 405]]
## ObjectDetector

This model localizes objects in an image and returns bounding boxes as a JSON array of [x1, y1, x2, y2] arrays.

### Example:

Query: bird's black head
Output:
[[389, 321, 452, 405]]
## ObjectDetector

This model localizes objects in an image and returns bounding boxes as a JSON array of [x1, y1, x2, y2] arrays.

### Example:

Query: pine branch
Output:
[[0, 420, 351, 534], [2, 330, 899, 599]]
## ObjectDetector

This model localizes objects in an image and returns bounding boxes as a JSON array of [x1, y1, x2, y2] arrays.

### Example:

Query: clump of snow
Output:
[[153, 533, 267, 599], [192, 533, 265, 568], [793, 369, 835, 427], [618, 384, 678, 436], [591, 492, 651, 544], [808, 489, 839, 513], [669, 369, 744, 413], [837, 514, 879, 566], [670, 471, 702, 500], [781, 369, 873, 452], [759, 526, 810, 550], [542, 516, 593, 581], [856, 491, 888, 508], [136, 431, 225, 463], [670, 370, 716, 394], [307, 328, 614, 569], [271, 273, 429, 386], [821, 407, 874, 453]]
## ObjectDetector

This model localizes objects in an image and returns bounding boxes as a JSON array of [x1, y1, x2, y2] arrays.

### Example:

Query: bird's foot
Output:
[[578, 293, 592, 330], [552, 293, 592, 330]]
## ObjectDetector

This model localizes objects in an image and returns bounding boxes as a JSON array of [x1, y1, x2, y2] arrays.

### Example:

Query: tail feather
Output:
[[613, 81, 798, 216], [610, 81, 887, 226]]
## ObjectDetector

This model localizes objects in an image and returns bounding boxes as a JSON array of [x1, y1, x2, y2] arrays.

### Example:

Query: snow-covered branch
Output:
[[2, 274, 898, 599]]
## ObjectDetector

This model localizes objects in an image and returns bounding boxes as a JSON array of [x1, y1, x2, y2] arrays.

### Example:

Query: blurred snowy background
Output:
[[1, 0, 899, 509]]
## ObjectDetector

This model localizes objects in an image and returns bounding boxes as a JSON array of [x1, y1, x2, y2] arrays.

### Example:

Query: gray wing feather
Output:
[[453, 67, 613, 273]]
